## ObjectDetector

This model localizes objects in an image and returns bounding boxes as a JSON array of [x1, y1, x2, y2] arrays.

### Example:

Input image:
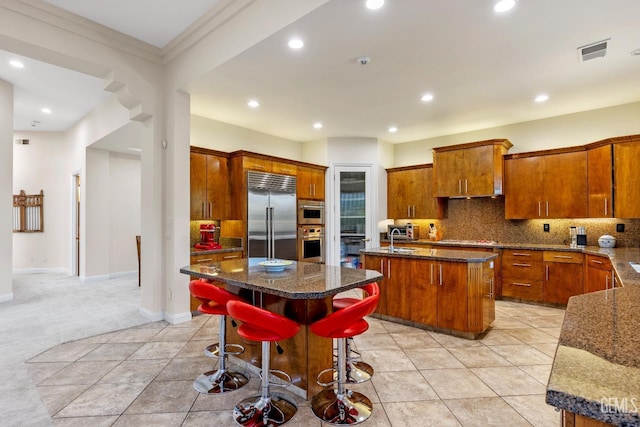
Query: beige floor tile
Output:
[[111, 412, 188, 426], [353, 332, 401, 350], [364, 317, 388, 334], [380, 320, 421, 334], [25, 361, 71, 385], [343, 375, 381, 403], [537, 327, 562, 338], [190, 376, 262, 412], [151, 327, 200, 342], [125, 380, 198, 414], [503, 394, 562, 427], [530, 342, 559, 357], [404, 348, 466, 370], [489, 344, 554, 365], [448, 346, 512, 368], [489, 317, 531, 330], [40, 361, 121, 386], [518, 364, 552, 385], [98, 359, 170, 384], [371, 370, 438, 402], [427, 332, 484, 348], [56, 382, 148, 417], [383, 400, 461, 427], [517, 315, 565, 329], [471, 367, 547, 396], [128, 341, 187, 360], [108, 327, 163, 343], [478, 329, 525, 346], [175, 339, 213, 358], [444, 397, 531, 426], [421, 368, 497, 400], [156, 357, 222, 381], [79, 343, 143, 361], [29, 342, 100, 363], [390, 331, 442, 349], [358, 349, 417, 372], [504, 328, 559, 345], [182, 410, 238, 427], [51, 415, 118, 426], [72, 330, 121, 344], [36, 384, 90, 416]]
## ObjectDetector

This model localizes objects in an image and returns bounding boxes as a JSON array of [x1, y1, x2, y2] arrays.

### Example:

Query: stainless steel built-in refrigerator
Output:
[[247, 171, 297, 260]]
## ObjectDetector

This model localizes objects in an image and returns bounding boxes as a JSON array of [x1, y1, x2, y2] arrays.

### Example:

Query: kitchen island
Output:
[[361, 247, 498, 339], [180, 258, 382, 398]]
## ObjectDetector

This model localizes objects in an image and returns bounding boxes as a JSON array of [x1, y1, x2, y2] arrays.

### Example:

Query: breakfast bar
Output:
[[180, 258, 382, 398]]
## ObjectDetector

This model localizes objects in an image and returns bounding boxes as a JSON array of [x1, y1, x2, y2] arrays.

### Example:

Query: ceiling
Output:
[[5, 0, 640, 144]]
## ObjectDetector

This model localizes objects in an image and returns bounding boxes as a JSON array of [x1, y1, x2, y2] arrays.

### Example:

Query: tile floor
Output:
[[22, 279, 565, 427]]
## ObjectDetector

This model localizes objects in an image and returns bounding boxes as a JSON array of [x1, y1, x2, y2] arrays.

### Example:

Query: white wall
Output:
[[394, 101, 640, 166], [12, 132, 69, 272], [0, 80, 13, 301], [191, 115, 303, 160]]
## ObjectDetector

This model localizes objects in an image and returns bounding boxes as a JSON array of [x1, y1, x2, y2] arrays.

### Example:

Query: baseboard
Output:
[[80, 271, 136, 282], [138, 306, 164, 322], [164, 311, 192, 325], [12, 267, 68, 274], [0, 292, 14, 303]]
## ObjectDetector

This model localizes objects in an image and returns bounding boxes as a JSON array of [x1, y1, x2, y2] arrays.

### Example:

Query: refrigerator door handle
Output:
[[265, 207, 271, 259], [269, 207, 275, 259]]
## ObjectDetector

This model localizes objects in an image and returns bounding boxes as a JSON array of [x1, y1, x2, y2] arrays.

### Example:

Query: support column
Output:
[[0, 80, 13, 302]]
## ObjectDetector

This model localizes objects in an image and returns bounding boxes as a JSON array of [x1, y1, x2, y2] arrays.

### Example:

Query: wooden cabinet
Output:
[[587, 144, 613, 217], [364, 254, 411, 320], [190, 151, 229, 220], [241, 156, 297, 175], [436, 261, 469, 331], [433, 139, 512, 198], [543, 251, 583, 305], [189, 251, 243, 311], [614, 140, 640, 218], [501, 249, 544, 302], [387, 164, 445, 219], [297, 166, 325, 200], [504, 150, 588, 219], [585, 254, 615, 293], [562, 410, 615, 427]]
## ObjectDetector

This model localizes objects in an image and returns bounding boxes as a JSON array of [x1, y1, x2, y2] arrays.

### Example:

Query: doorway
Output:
[[333, 166, 374, 268], [71, 173, 80, 276]]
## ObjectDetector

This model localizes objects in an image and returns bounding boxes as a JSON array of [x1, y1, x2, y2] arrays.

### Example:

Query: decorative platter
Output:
[[258, 259, 293, 272]]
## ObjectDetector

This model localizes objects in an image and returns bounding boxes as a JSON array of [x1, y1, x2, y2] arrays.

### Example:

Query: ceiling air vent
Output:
[[14, 139, 30, 145], [578, 39, 609, 62]]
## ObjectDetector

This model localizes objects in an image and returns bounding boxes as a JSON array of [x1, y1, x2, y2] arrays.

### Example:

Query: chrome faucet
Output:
[[389, 227, 401, 252]]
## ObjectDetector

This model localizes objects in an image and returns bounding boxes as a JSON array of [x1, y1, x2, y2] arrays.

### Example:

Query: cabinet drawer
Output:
[[543, 251, 583, 264], [586, 254, 612, 271], [191, 253, 217, 264], [502, 250, 544, 280], [502, 279, 544, 301]]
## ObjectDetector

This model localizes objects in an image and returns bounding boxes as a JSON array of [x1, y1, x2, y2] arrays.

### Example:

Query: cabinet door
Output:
[[410, 260, 437, 325], [543, 151, 588, 218], [309, 168, 325, 199], [364, 255, 387, 315], [504, 156, 544, 219], [243, 156, 272, 172], [465, 145, 495, 196], [386, 257, 411, 320], [587, 145, 613, 218], [585, 255, 613, 293], [271, 161, 297, 176], [206, 155, 230, 219], [544, 262, 583, 305], [614, 141, 640, 218], [436, 261, 467, 331], [387, 169, 412, 219], [297, 167, 325, 200], [434, 150, 466, 197], [190, 152, 207, 220]]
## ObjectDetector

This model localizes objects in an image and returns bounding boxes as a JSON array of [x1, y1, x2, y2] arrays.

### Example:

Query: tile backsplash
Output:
[[396, 197, 640, 247]]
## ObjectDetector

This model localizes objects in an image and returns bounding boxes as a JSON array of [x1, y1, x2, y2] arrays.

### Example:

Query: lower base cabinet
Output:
[[364, 254, 494, 337], [562, 410, 615, 427], [585, 255, 615, 293]]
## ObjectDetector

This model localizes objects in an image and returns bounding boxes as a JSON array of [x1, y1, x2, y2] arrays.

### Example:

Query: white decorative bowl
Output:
[[598, 235, 616, 248]]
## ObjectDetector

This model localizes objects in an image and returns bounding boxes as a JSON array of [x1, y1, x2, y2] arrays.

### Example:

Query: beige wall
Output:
[[0, 80, 13, 301], [394, 101, 640, 166]]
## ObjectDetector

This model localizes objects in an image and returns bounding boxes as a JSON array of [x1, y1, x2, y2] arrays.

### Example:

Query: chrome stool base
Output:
[[311, 389, 372, 425], [233, 394, 297, 427], [194, 369, 249, 394], [346, 360, 374, 384], [205, 342, 245, 358]]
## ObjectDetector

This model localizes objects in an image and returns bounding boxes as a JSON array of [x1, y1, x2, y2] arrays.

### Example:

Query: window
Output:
[[13, 190, 44, 232]]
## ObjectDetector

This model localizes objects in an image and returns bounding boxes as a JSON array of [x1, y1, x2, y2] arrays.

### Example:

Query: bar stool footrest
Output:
[[233, 393, 297, 427], [193, 370, 249, 394], [311, 389, 373, 425], [204, 342, 245, 358]]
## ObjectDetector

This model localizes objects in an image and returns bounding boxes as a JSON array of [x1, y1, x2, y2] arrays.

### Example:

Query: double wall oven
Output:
[[297, 200, 324, 263]]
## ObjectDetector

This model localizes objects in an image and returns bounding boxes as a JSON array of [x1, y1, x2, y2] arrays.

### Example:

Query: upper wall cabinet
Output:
[[433, 139, 512, 198], [614, 137, 640, 218], [504, 149, 588, 219], [387, 164, 445, 219], [586, 143, 613, 218], [190, 150, 230, 220], [297, 166, 326, 200]]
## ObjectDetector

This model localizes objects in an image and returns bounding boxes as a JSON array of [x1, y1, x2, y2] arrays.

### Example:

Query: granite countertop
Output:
[[190, 246, 243, 256], [362, 247, 498, 263], [546, 285, 640, 425], [180, 258, 382, 299]]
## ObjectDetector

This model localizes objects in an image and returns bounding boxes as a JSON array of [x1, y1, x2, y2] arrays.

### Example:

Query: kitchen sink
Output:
[[389, 247, 419, 253]]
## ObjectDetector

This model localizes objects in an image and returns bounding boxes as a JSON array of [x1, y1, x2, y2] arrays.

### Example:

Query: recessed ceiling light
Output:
[[421, 93, 434, 102], [9, 60, 24, 68], [388, 126, 398, 133], [534, 94, 549, 103], [313, 122, 323, 129], [494, 0, 515, 13], [247, 99, 260, 108], [366, 0, 384, 10], [41, 108, 52, 114], [288, 38, 304, 49]]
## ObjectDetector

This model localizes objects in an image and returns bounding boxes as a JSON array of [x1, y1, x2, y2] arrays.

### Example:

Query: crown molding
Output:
[[4, 0, 163, 65]]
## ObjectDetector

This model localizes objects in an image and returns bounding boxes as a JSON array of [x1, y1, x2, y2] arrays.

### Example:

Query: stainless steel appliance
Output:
[[247, 171, 297, 260], [298, 199, 324, 225], [298, 226, 324, 263], [387, 224, 419, 240]]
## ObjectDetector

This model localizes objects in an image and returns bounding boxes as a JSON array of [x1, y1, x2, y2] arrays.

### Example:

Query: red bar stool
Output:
[[332, 282, 379, 384], [189, 279, 249, 394], [227, 300, 301, 427], [310, 289, 380, 424]]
